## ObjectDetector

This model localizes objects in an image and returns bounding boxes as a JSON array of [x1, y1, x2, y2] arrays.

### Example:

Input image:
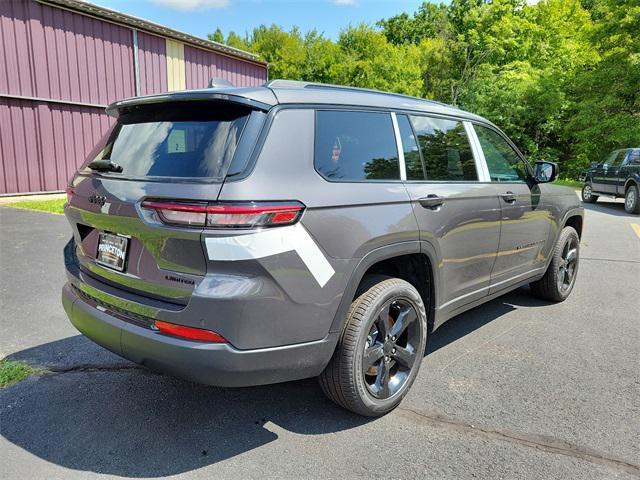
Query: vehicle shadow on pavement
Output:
[[1, 336, 369, 477], [583, 201, 636, 218], [1, 287, 547, 477], [427, 286, 550, 355]]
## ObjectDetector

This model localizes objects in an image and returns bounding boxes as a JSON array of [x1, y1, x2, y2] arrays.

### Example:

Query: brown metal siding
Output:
[[0, 97, 113, 194], [0, 0, 267, 194], [137, 31, 168, 96], [1, 0, 135, 105], [184, 45, 266, 89]]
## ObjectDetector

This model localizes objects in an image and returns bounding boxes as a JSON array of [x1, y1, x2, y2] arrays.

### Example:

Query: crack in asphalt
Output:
[[395, 407, 640, 477], [581, 257, 640, 264], [46, 364, 149, 375]]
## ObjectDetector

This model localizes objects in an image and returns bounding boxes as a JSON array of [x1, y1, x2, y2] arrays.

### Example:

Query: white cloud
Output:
[[151, 0, 229, 11], [333, 0, 357, 6]]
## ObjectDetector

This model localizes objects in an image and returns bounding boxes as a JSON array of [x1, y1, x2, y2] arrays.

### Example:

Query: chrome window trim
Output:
[[391, 112, 407, 181], [464, 121, 491, 182]]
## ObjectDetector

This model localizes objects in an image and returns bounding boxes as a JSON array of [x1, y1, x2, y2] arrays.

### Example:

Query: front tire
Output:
[[582, 182, 598, 203], [319, 275, 427, 417], [530, 227, 580, 302], [624, 184, 640, 214]]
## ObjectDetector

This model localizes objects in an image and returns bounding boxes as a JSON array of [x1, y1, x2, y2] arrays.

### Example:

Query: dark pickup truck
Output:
[[581, 148, 640, 214]]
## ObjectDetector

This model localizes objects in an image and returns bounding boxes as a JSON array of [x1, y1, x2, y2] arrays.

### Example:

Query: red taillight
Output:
[[154, 320, 227, 343], [205, 203, 304, 228], [141, 200, 304, 229], [66, 186, 75, 204], [141, 200, 208, 226]]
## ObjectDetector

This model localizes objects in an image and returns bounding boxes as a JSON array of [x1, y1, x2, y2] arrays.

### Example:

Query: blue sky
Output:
[[93, 0, 430, 42]]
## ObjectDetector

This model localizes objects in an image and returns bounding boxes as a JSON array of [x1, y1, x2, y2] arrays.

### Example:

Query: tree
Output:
[[208, 0, 638, 178], [332, 24, 423, 96], [564, 0, 640, 175], [208, 28, 224, 44]]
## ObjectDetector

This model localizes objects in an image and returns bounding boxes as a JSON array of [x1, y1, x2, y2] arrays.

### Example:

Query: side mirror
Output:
[[534, 160, 557, 183], [590, 161, 599, 168]]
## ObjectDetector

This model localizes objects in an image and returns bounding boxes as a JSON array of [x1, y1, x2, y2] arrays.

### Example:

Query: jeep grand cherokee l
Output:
[[62, 80, 584, 416]]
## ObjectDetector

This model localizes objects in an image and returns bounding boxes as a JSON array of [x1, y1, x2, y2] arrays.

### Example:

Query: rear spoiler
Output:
[[106, 91, 273, 118]]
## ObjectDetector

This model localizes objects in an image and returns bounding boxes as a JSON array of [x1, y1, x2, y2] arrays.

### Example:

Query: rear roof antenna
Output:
[[208, 77, 235, 88]]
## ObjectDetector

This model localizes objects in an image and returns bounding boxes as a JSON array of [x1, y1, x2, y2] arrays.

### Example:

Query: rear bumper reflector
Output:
[[154, 320, 227, 343]]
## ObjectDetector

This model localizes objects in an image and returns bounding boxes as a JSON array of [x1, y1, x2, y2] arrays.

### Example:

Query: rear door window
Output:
[[86, 103, 250, 179], [314, 111, 400, 181], [603, 150, 626, 168], [409, 115, 477, 181], [611, 150, 627, 167]]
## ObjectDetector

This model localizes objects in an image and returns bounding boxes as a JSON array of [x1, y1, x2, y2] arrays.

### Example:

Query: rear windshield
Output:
[[84, 103, 250, 179]]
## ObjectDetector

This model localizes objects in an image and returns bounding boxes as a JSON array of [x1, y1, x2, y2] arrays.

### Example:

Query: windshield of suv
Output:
[[84, 102, 250, 179]]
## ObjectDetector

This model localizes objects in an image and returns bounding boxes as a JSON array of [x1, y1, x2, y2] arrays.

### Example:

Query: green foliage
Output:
[[208, 27, 224, 44], [210, 0, 638, 179], [564, 0, 640, 177], [332, 24, 423, 96]]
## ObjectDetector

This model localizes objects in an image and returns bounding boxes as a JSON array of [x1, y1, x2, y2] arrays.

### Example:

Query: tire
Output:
[[530, 227, 580, 302], [581, 182, 598, 203], [624, 184, 640, 214], [319, 275, 427, 417]]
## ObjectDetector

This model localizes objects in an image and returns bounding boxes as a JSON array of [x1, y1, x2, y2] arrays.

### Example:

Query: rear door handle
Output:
[[501, 191, 517, 203], [418, 194, 445, 209]]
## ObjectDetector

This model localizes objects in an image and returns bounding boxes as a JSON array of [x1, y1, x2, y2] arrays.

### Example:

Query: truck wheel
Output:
[[319, 275, 427, 417], [624, 184, 640, 214], [530, 227, 580, 302], [581, 183, 598, 203]]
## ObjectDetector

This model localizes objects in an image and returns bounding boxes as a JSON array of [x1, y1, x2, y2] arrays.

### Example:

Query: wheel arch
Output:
[[624, 178, 638, 193], [329, 241, 438, 335], [563, 212, 584, 239]]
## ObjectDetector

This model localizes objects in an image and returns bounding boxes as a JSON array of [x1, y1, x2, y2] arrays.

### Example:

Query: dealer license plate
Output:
[[96, 233, 129, 272]]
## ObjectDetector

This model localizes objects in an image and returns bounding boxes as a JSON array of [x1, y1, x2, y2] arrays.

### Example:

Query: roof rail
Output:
[[265, 79, 449, 108]]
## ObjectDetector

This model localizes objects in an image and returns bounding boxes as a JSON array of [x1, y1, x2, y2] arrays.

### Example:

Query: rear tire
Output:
[[624, 184, 640, 214], [581, 183, 598, 203], [319, 275, 427, 417], [530, 227, 580, 302]]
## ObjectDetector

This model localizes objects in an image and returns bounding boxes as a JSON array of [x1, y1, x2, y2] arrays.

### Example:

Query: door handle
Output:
[[418, 194, 445, 209], [501, 191, 517, 203]]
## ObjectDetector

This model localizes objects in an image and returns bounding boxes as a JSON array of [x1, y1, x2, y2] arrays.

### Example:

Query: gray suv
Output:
[[62, 80, 584, 416]]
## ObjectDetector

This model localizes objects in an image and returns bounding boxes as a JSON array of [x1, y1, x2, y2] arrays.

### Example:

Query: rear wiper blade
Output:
[[87, 159, 123, 173]]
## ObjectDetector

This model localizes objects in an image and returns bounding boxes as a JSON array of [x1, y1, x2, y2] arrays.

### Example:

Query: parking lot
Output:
[[1, 199, 639, 480]]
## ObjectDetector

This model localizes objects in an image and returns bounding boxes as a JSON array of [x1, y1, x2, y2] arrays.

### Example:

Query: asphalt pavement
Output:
[[1, 199, 639, 480]]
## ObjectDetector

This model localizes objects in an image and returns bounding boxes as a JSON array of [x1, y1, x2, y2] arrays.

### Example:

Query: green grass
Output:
[[6, 198, 66, 214], [0, 359, 41, 388], [553, 179, 582, 188]]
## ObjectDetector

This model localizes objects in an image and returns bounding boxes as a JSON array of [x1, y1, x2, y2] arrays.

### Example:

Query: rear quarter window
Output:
[[314, 110, 400, 181]]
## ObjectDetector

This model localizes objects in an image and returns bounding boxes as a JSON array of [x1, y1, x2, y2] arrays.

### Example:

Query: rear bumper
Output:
[[62, 282, 338, 387]]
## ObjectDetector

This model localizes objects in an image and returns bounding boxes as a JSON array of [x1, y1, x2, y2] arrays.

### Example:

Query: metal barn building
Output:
[[0, 0, 268, 195]]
